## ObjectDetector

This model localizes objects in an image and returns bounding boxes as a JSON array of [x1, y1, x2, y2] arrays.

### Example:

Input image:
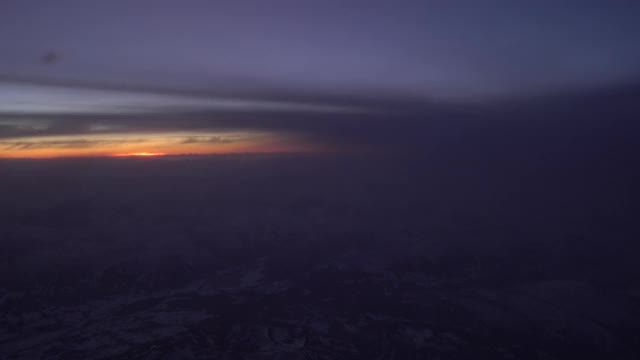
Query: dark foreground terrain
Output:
[[1, 147, 639, 360]]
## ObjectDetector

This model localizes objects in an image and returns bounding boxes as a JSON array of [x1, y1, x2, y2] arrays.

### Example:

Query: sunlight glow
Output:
[[113, 152, 167, 157], [0, 131, 325, 159]]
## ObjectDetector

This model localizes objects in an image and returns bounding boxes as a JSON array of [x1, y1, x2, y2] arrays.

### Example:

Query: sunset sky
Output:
[[2, 2, 640, 358], [0, 82, 347, 158], [1, 0, 639, 158]]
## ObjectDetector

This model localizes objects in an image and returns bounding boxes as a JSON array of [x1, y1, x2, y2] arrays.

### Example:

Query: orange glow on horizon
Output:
[[0, 131, 332, 159], [113, 152, 168, 157]]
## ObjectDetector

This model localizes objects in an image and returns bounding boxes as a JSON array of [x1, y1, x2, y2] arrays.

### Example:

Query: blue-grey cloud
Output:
[[0, 138, 147, 150]]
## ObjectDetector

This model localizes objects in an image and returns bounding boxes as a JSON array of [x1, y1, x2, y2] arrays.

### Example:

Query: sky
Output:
[[1, 0, 639, 158]]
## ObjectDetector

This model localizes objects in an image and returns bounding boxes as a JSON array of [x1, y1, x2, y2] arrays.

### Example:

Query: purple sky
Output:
[[2, 0, 639, 98], [0, 0, 639, 156]]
